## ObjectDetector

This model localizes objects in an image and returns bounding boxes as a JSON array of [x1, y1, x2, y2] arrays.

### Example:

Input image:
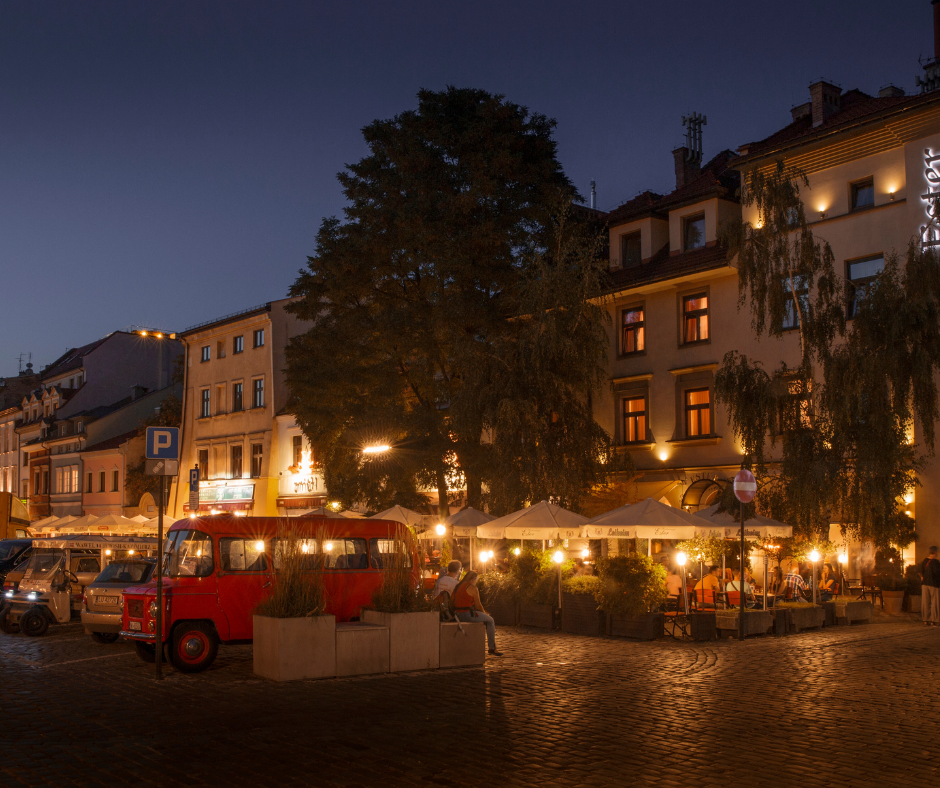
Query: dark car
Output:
[[0, 539, 32, 586]]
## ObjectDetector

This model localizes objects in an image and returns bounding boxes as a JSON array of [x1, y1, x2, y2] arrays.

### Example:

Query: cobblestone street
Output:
[[1, 618, 937, 787]]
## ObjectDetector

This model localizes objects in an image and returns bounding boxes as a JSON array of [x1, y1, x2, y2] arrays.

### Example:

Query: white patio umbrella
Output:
[[142, 515, 178, 530], [74, 514, 139, 533], [293, 506, 347, 518], [444, 507, 494, 537], [581, 498, 703, 542], [130, 515, 150, 523], [54, 514, 99, 533], [369, 505, 428, 528], [29, 515, 59, 530], [476, 501, 587, 540], [33, 515, 79, 534], [339, 510, 366, 519], [694, 503, 793, 539]]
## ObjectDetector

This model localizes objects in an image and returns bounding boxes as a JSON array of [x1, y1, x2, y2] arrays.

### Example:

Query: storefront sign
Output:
[[198, 484, 254, 503], [921, 148, 940, 247]]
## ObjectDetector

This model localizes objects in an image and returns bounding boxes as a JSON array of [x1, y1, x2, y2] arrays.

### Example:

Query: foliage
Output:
[[504, 548, 573, 606], [562, 575, 601, 596], [769, 537, 837, 564], [370, 536, 433, 614], [285, 87, 620, 517], [904, 563, 923, 594], [675, 533, 759, 566], [717, 162, 940, 548], [594, 555, 666, 616], [578, 481, 639, 519], [254, 526, 326, 618], [477, 571, 516, 606]]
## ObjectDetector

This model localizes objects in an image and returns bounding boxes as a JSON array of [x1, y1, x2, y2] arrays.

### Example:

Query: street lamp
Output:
[[809, 549, 820, 605], [513, 547, 521, 556], [435, 524, 446, 536], [676, 551, 689, 614], [581, 548, 590, 559], [553, 550, 564, 609], [362, 445, 391, 454], [838, 551, 848, 597]]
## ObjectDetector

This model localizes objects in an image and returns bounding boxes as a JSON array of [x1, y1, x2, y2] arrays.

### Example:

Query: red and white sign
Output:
[[733, 469, 756, 503]]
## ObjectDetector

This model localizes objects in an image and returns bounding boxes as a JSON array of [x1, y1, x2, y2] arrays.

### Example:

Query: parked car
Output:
[[82, 558, 156, 644], [121, 515, 420, 672], [1, 536, 157, 636], [0, 539, 33, 586]]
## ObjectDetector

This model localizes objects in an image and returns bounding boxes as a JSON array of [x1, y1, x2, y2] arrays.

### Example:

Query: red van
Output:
[[120, 515, 419, 673]]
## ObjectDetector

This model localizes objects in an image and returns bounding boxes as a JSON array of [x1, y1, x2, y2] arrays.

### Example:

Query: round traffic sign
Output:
[[733, 469, 756, 503]]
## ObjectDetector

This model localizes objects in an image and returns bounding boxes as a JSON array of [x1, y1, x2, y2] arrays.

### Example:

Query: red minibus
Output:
[[120, 515, 419, 673]]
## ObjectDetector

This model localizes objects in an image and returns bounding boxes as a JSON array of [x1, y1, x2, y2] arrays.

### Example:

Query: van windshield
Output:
[[25, 550, 65, 577], [164, 530, 214, 578]]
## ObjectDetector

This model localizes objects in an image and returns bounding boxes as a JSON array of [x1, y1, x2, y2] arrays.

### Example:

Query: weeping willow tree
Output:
[[716, 162, 940, 548]]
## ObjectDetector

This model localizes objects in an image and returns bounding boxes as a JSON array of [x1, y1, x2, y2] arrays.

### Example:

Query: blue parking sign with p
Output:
[[146, 427, 180, 460]]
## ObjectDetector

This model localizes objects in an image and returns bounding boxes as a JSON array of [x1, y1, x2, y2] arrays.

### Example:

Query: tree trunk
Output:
[[436, 465, 449, 521]]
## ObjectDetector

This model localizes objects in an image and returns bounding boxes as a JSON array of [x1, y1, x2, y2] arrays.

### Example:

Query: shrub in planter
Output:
[[595, 555, 666, 640], [253, 527, 334, 681], [561, 576, 604, 636], [478, 572, 518, 626], [904, 565, 922, 612], [511, 549, 568, 629]]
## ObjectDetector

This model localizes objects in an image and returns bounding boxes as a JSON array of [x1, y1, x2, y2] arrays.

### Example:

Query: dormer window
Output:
[[683, 214, 706, 251], [851, 178, 874, 211], [620, 231, 642, 267]]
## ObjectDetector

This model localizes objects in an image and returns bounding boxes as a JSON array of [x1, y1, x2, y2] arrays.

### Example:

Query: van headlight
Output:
[[27, 592, 37, 601], [4, 591, 12, 599], [148, 600, 157, 618]]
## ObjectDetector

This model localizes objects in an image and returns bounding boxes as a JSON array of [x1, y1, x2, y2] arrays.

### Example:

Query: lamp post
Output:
[[513, 547, 521, 556], [809, 549, 820, 605], [676, 551, 689, 614], [553, 550, 564, 609], [838, 550, 848, 597]]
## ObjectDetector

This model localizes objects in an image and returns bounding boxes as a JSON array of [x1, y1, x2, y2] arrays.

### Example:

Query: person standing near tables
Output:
[[920, 546, 940, 626]]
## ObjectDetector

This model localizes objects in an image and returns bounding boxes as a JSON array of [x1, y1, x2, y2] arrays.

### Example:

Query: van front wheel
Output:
[[21, 608, 49, 637], [170, 622, 218, 673]]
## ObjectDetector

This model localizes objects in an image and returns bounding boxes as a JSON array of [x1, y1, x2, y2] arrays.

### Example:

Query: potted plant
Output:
[[512, 550, 559, 629], [478, 572, 518, 626], [361, 537, 439, 672], [904, 564, 922, 613], [874, 548, 905, 615], [595, 555, 666, 640], [561, 576, 604, 636], [253, 528, 334, 681]]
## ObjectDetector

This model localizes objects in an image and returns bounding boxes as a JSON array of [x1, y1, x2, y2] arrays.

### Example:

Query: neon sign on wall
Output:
[[921, 148, 940, 247]]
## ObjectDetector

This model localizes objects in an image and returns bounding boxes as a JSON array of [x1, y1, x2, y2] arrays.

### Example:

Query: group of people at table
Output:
[[664, 559, 839, 609]]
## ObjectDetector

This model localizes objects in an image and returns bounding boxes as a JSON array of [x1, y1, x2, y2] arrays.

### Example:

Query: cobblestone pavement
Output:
[[1, 616, 938, 787]]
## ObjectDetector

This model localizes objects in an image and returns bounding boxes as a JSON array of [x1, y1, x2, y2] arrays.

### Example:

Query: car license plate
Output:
[[98, 596, 119, 605], [129, 621, 141, 631]]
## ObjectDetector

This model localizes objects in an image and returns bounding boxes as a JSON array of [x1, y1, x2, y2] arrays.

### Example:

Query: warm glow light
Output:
[[254, 541, 265, 552], [479, 551, 489, 563], [552, 550, 564, 564], [325, 542, 333, 552], [128, 549, 135, 555], [435, 524, 446, 536], [189, 513, 197, 519], [296, 449, 313, 478], [105, 549, 111, 556], [362, 445, 391, 454], [210, 509, 220, 515], [657, 451, 668, 462], [196, 550, 202, 557], [904, 492, 914, 504], [513, 547, 521, 556], [155, 332, 163, 339], [139, 330, 148, 337], [838, 553, 848, 564], [301, 543, 309, 553], [676, 551, 687, 567], [234, 510, 246, 516], [581, 548, 589, 558], [809, 549, 820, 562], [329, 501, 342, 511]]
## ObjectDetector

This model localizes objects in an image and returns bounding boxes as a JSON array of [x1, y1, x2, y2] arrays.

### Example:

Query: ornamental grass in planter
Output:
[[776, 601, 825, 633], [362, 535, 439, 672], [595, 555, 666, 641], [253, 526, 334, 681], [561, 576, 604, 636]]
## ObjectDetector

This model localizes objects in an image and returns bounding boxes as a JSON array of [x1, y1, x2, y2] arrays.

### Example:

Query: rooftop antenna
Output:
[[17, 353, 32, 375], [682, 112, 707, 165], [590, 180, 597, 210]]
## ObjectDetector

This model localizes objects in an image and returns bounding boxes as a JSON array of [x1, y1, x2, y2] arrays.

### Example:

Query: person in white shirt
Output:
[[726, 571, 759, 608], [432, 560, 462, 599], [665, 568, 683, 598]]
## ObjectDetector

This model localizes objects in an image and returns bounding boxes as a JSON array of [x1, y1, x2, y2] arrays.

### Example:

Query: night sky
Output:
[[0, 0, 932, 378]]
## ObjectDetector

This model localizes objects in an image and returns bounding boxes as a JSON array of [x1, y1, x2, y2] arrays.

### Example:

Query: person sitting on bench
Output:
[[453, 570, 502, 656]]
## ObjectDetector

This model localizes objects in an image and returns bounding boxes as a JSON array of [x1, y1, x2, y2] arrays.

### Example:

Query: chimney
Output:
[[590, 180, 596, 210], [790, 102, 812, 122], [878, 84, 906, 98], [809, 80, 841, 127], [673, 147, 698, 190], [674, 112, 707, 189]]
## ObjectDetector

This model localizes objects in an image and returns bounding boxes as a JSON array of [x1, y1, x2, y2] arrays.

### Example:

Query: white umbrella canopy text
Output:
[[581, 497, 705, 540], [477, 501, 587, 540], [444, 507, 494, 538]]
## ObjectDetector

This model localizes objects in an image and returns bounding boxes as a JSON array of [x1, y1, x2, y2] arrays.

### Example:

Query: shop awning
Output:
[[477, 500, 587, 540]]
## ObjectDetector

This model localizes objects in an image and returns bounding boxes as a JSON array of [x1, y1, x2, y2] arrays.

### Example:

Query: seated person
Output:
[[818, 563, 836, 601], [665, 566, 683, 598], [431, 560, 462, 601], [782, 565, 809, 601], [726, 571, 760, 608], [453, 571, 502, 656], [694, 566, 722, 607]]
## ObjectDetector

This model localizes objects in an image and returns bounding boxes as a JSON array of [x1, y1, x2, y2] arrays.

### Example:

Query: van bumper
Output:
[[120, 630, 156, 642]]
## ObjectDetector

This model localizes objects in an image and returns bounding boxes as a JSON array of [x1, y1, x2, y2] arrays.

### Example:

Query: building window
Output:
[[622, 397, 647, 443], [231, 445, 243, 479], [782, 276, 809, 330], [253, 328, 265, 348], [198, 449, 209, 477], [86, 472, 93, 493], [216, 384, 226, 415], [232, 382, 243, 413], [99, 471, 106, 493], [682, 293, 709, 343], [200, 389, 210, 419], [216, 340, 226, 359], [620, 231, 642, 267], [112, 470, 119, 492], [847, 255, 884, 318], [201, 345, 210, 363], [851, 178, 874, 211], [251, 444, 263, 478], [292, 435, 303, 467], [685, 388, 711, 437], [71, 467, 78, 492], [621, 306, 645, 354], [683, 214, 705, 251], [55, 468, 63, 494], [252, 378, 264, 409], [233, 335, 244, 354], [777, 378, 813, 433]]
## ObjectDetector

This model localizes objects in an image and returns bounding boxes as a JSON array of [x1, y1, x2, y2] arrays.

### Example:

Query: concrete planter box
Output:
[[883, 590, 905, 615], [772, 608, 789, 636], [609, 612, 663, 641], [335, 622, 389, 676], [690, 612, 717, 641], [439, 621, 485, 668], [715, 610, 774, 638], [561, 592, 605, 636], [821, 601, 837, 627], [485, 596, 519, 627], [252, 614, 336, 682], [783, 605, 825, 633], [907, 594, 922, 613], [362, 610, 440, 672], [835, 598, 873, 624], [519, 602, 555, 629]]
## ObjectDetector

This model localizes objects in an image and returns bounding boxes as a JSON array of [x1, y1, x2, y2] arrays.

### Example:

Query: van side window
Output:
[[323, 538, 368, 570], [73, 557, 101, 574], [273, 537, 318, 572], [165, 530, 214, 578], [219, 538, 268, 572], [369, 538, 413, 570]]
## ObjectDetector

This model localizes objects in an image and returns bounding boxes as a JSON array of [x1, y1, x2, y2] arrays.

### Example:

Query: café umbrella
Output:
[[369, 505, 428, 528], [476, 500, 587, 540], [693, 503, 793, 539], [581, 497, 703, 545]]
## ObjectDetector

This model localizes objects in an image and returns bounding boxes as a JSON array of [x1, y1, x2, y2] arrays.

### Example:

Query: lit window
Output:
[[621, 231, 641, 267], [686, 388, 711, 437], [683, 214, 705, 251], [200, 346, 210, 363], [623, 397, 647, 443], [847, 255, 884, 318], [621, 307, 645, 354], [851, 178, 874, 211], [682, 293, 709, 343]]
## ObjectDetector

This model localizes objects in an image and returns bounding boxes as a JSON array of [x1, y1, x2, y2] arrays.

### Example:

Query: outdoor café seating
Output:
[[859, 575, 885, 609]]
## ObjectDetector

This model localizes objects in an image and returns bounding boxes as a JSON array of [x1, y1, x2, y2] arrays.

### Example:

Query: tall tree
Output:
[[716, 163, 940, 548], [287, 87, 618, 517]]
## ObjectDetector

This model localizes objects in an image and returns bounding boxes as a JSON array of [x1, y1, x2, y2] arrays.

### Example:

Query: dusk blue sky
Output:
[[0, 0, 932, 378]]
